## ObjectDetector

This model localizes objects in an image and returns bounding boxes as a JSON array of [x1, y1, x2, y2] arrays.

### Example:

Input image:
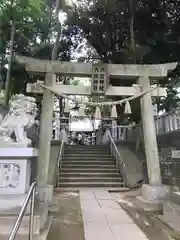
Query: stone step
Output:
[[63, 156, 112, 158], [64, 151, 110, 155], [61, 164, 116, 169], [55, 187, 129, 192], [64, 149, 109, 152], [64, 147, 110, 150], [65, 145, 108, 148], [64, 147, 110, 151], [62, 159, 113, 162], [60, 168, 118, 173], [59, 172, 121, 177], [64, 152, 111, 155], [0, 216, 53, 240], [65, 145, 109, 148], [63, 155, 112, 159], [59, 181, 125, 187], [59, 177, 123, 182], [0, 203, 48, 235], [62, 160, 115, 165]]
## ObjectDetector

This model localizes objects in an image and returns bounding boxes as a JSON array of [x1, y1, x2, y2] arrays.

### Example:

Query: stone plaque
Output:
[[0, 163, 20, 188], [172, 150, 180, 159], [0, 159, 30, 194]]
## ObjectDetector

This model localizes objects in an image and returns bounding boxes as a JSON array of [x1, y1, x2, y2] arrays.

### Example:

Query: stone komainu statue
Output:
[[0, 94, 39, 146]]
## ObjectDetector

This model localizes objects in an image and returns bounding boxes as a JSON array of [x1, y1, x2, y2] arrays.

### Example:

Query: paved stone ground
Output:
[[112, 191, 180, 240], [80, 189, 148, 240], [48, 192, 84, 240]]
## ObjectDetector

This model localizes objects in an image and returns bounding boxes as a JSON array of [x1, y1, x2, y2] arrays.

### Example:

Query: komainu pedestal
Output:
[[0, 94, 53, 239], [0, 147, 38, 210]]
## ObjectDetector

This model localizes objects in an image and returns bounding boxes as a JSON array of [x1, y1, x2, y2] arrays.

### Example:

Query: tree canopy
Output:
[[1, 0, 180, 116], [67, 0, 180, 113], [0, 0, 75, 104], [68, 0, 180, 64]]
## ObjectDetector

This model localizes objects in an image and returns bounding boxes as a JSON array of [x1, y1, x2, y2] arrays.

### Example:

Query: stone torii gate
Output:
[[16, 55, 177, 204]]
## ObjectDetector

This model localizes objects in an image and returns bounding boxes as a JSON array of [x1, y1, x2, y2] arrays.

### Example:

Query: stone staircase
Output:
[[57, 144, 127, 191]]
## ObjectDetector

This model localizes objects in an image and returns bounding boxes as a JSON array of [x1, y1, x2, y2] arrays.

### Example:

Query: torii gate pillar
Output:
[[37, 73, 55, 194], [138, 76, 161, 186], [137, 76, 170, 211]]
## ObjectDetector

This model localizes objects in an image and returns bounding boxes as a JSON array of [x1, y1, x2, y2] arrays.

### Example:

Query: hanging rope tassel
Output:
[[111, 105, 118, 118], [78, 105, 85, 117], [94, 106, 102, 119], [124, 101, 132, 114]]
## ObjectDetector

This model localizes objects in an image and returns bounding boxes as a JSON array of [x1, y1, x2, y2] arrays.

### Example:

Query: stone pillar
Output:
[[136, 76, 170, 211], [37, 73, 55, 201], [138, 76, 161, 186]]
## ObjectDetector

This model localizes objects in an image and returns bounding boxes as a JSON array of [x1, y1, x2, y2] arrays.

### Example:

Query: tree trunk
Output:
[[51, 0, 62, 117], [129, 0, 136, 64], [4, 20, 16, 106], [0, 26, 4, 91], [51, 0, 61, 61]]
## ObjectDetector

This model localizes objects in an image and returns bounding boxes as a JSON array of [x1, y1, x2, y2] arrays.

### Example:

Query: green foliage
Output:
[[68, 0, 180, 64], [0, 0, 72, 101], [159, 65, 180, 111], [66, 0, 180, 113], [2, 0, 180, 114], [0, 0, 44, 23], [0, 0, 45, 104]]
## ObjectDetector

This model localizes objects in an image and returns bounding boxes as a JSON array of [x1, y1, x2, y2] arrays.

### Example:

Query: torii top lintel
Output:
[[15, 55, 177, 79]]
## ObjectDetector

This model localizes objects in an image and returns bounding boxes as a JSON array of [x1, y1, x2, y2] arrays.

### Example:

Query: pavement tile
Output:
[[80, 199, 100, 209], [94, 191, 114, 200], [98, 199, 121, 209], [84, 224, 115, 240], [80, 191, 95, 200], [110, 223, 148, 240], [82, 212, 107, 225], [80, 190, 148, 240], [105, 211, 134, 225]]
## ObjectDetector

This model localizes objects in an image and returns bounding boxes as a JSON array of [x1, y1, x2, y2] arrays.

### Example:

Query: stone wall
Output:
[[156, 130, 180, 187], [121, 130, 180, 187], [157, 130, 180, 150], [133, 130, 180, 187], [115, 141, 145, 188]]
